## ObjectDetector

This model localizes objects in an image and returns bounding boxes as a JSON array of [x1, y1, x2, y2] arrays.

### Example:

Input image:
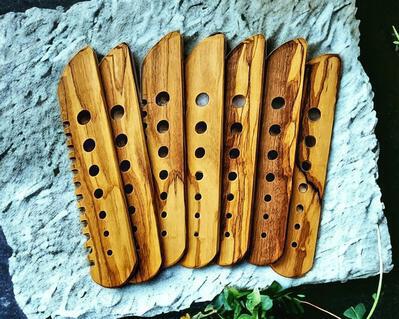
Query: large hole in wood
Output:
[[195, 212, 200, 219], [271, 97, 285, 109], [115, 134, 128, 147], [110, 105, 124, 120], [230, 122, 243, 134], [159, 170, 168, 180], [226, 212, 232, 219], [298, 184, 308, 193], [227, 193, 234, 201], [195, 121, 207, 134], [195, 171, 204, 180], [77, 110, 91, 125], [296, 204, 304, 212], [264, 194, 272, 202], [229, 148, 240, 159], [265, 173, 275, 182], [305, 135, 316, 147], [267, 150, 278, 160], [99, 211, 106, 219], [128, 206, 136, 214], [89, 165, 99, 176], [120, 160, 131, 172], [94, 189, 103, 199], [158, 146, 169, 158], [83, 139, 95, 152], [301, 160, 312, 171], [228, 172, 237, 181], [269, 124, 281, 136], [195, 147, 205, 158], [308, 108, 321, 121], [157, 120, 169, 133], [161, 211, 167, 218], [195, 92, 209, 106], [232, 94, 246, 107], [156, 91, 170, 106], [160, 192, 168, 200], [124, 184, 133, 194], [195, 193, 202, 200]]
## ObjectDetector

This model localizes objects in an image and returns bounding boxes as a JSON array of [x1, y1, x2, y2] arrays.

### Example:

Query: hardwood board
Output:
[[181, 34, 225, 268], [249, 39, 308, 265], [218, 35, 266, 265], [99, 44, 162, 283], [272, 54, 341, 277], [57, 46, 137, 287], [141, 32, 186, 267]]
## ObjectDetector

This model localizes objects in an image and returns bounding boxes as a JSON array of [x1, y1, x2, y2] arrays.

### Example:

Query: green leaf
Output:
[[246, 288, 261, 313], [237, 315, 253, 319], [263, 281, 283, 295], [260, 295, 273, 311], [343, 303, 367, 319]]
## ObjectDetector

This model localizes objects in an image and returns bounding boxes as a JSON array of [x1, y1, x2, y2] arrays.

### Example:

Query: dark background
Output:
[[0, 0, 397, 318]]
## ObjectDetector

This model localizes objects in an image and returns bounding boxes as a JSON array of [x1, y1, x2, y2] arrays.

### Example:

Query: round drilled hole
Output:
[[110, 105, 124, 120], [194, 231, 199, 237], [263, 213, 269, 220], [160, 192, 168, 200], [83, 138, 95, 152], [291, 242, 298, 248], [157, 120, 169, 133], [195, 121, 207, 134], [305, 135, 316, 147], [230, 122, 243, 134], [195, 212, 200, 219], [161, 230, 167, 237], [228, 172, 237, 181], [195, 193, 202, 200], [124, 184, 133, 194], [224, 231, 231, 238], [308, 108, 321, 121], [271, 97, 285, 109], [120, 160, 131, 172], [301, 160, 312, 171], [99, 211, 106, 219], [77, 110, 91, 125], [296, 204, 304, 212], [128, 206, 136, 214], [195, 171, 204, 180], [227, 193, 234, 201], [132, 225, 138, 233], [159, 170, 168, 180], [161, 211, 167, 218], [158, 146, 169, 158], [265, 173, 275, 182], [261, 232, 267, 238], [267, 150, 278, 160], [107, 250, 113, 256], [232, 94, 246, 107], [269, 124, 281, 136], [226, 212, 232, 219], [229, 148, 240, 159], [195, 92, 209, 106], [264, 194, 272, 202], [89, 165, 99, 176], [156, 91, 170, 106], [115, 134, 128, 147], [294, 223, 301, 230], [103, 230, 109, 237], [94, 188, 103, 199], [299, 183, 308, 193], [195, 147, 205, 158]]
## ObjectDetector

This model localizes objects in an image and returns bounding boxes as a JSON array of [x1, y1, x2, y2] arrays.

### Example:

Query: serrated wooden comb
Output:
[[249, 39, 307, 265], [99, 44, 162, 283], [181, 34, 225, 268], [272, 54, 341, 277], [57, 47, 137, 287], [141, 32, 186, 267], [218, 35, 266, 266]]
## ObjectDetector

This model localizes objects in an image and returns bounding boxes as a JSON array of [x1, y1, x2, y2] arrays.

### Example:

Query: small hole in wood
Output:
[[294, 223, 301, 230], [232, 94, 246, 107], [224, 231, 231, 238], [124, 184, 133, 194], [305, 135, 316, 147], [299, 183, 308, 193], [261, 232, 267, 238], [161, 211, 167, 218], [228, 172, 237, 181], [159, 170, 168, 180], [157, 120, 169, 133], [143, 122, 147, 129], [132, 225, 138, 233], [195, 212, 200, 218], [160, 192, 168, 200], [195, 171, 204, 180], [229, 148, 240, 159], [156, 91, 170, 106], [271, 97, 285, 109], [77, 110, 91, 125], [194, 231, 199, 237], [195, 193, 202, 200], [83, 139, 95, 152], [120, 160, 131, 172], [195, 147, 205, 158], [110, 105, 124, 120], [227, 193, 234, 201], [115, 134, 128, 147], [266, 173, 275, 182], [195, 121, 207, 134], [142, 110, 147, 118], [267, 150, 278, 160], [291, 242, 298, 248], [226, 212, 232, 219], [89, 165, 99, 176], [99, 211, 106, 219], [128, 206, 136, 214], [296, 204, 304, 212], [264, 194, 272, 202], [161, 230, 167, 237], [195, 92, 209, 106], [141, 99, 147, 107], [308, 108, 321, 121], [269, 124, 281, 136], [94, 189, 103, 199], [301, 160, 312, 171], [263, 213, 269, 220], [230, 122, 243, 134], [104, 230, 109, 237], [107, 250, 113, 256], [158, 146, 169, 158]]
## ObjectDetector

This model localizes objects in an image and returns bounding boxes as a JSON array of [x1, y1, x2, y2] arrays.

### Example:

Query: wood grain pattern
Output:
[[272, 54, 341, 277], [57, 47, 137, 287], [99, 44, 162, 283], [249, 39, 307, 265], [218, 35, 266, 266], [181, 34, 225, 268], [141, 32, 186, 267]]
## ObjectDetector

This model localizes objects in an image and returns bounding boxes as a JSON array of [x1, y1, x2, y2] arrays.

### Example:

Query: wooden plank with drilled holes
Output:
[[57, 47, 137, 287], [181, 34, 225, 268], [141, 32, 186, 267], [99, 44, 162, 283], [249, 39, 308, 265], [217, 35, 266, 266], [272, 54, 341, 277]]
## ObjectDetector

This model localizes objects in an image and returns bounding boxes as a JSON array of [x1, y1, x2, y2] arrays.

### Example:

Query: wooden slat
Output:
[[57, 47, 137, 287], [181, 34, 225, 268], [272, 54, 341, 277], [218, 35, 266, 266], [99, 44, 162, 283], [141, 32, 186, 267], [249, 39, 307, 265]]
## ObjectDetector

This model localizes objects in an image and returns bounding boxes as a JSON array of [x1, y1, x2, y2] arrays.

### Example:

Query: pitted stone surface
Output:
[[0, 0, 392, 318]]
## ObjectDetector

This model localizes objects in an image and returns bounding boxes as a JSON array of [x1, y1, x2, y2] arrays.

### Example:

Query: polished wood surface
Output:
[[218, 35, 266, 266], [57, 47, 137, 287], [141, 32, 186, 267], [249, 39, 307, 265], [99, 44, 162, 283], [181, 34, 225, 268], [272, 54, 341, 277]]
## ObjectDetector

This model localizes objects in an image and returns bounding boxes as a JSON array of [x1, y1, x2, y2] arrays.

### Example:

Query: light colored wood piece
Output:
[[181, 34, 225, 268], [99, 44, 162, 283], [218, 35, 266, 266], [57, 47, 137, 287], [141, 32, 186, 267], [249, 39, 308, 265], [272, 54, 341, 277]]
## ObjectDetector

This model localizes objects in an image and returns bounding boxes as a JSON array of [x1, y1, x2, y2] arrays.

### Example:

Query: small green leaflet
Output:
[[343, 303, 367, 319]]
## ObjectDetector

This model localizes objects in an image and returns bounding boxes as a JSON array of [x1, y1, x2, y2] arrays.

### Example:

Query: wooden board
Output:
[[99, 44, 162, 283], [272, 54, 341, 277], [181, 34, 225, 268], [218, 35, 266, 266], [141, 32, 186, 267], [249, 39, 307, 265], [57, 47, 137, 287]]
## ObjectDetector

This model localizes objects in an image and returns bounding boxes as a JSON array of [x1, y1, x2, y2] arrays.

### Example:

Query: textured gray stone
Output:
[[0, 0, 393, 318]]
